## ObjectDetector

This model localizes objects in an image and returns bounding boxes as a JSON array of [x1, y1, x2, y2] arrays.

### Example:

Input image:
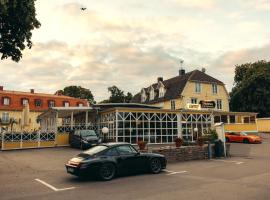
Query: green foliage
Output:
[[0, 0, 41, 62], [230, 60, 270, 117], [100, 85, 133, 103], [58, 86, 95, 104], [203, 129, 218, 143]]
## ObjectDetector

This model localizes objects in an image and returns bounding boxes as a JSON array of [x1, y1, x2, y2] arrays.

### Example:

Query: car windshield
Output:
[[78, 130, 97, 137], [82, 145, 108, 155], [241, 132, 248, 136]]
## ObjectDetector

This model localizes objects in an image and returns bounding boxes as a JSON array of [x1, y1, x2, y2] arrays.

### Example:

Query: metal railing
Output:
[[1, 132, 56, 150]]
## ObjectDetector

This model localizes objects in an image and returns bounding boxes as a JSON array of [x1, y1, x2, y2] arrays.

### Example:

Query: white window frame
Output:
[[212, 84, 218, 94], [149, 88, 155, 100], [64, 101, 70, 107], [195, 82, 201, 93], [22, 99, 29, 106], [3, 97, 10, 105], [191, 98, 197, 104], [2, 112, 9, 123], [141, 89, 146, 102], [216, 99, 222, 110], [78, 103, 83, 107], [48, 100, 55, 108], [159, 87, 165, 98]]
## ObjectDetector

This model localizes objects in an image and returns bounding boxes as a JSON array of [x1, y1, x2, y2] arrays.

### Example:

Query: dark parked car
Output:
[[65, 142, 167, 180], [69, 130, 101, 150]]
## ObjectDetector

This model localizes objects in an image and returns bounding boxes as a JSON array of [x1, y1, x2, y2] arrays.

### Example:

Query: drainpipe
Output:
[[71, 111, 74, 130], [85, 111, 88, 130]]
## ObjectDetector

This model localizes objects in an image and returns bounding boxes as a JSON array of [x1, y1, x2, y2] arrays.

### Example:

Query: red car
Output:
[[225, 132, 262, 144]]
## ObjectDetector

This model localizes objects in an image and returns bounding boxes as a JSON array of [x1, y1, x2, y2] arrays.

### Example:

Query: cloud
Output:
[[172, 0, 216, 9], [209, 44, 270, 90], [1, 1, 270, 102]]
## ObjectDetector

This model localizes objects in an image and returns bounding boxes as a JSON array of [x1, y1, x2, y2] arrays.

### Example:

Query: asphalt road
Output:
[[0, 133, 270, 200]]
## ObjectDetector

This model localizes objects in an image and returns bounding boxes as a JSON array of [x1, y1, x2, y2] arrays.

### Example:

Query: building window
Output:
[[63, 101, 70, 107], [229, 115, 236, 123], [141, 89, 146, 102], [22, 98, 29, 106], [195, 82, 201, 93], [35, 99, 42, 107], [214, 115, 221, 123], [250, 116, 256, 123], [77, 102, 84, 107], [149, 89, 155, 100], [48, 100, 55, 108], [216, 99, 222, 110], [159, 87, 165, 98], [3, 97, 10, 106], [171, 100, 176, 110], [221, 115, 228, 123], [212, 84, 218, 94], [191, 98, 197, 104], [2, 112, 9, 123], [243, 117, 250, 123]]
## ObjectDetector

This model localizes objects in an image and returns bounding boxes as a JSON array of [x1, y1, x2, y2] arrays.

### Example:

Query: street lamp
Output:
[[194, 127, 198, 140], [102, 127, 109, 143]]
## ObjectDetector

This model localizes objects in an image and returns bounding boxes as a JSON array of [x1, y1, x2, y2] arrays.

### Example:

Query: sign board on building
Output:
[[186, 103, 201, 110], [199, 100, 216, 109]]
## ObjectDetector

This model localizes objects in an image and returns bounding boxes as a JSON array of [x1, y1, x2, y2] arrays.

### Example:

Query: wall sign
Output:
[[186, 103, 201, 110], [199, 100, 216, 109]]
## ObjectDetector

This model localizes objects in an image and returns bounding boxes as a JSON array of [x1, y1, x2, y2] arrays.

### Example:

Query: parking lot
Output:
[[1, 133, 270, 200]]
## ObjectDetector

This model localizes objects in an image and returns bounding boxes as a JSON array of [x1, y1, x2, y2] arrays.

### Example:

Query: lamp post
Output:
[[102, 127, 109, 143], [194, 127, 198, 141]]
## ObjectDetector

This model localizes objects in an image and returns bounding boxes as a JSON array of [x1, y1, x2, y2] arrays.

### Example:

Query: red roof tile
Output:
[[0, 90, 88, 111]]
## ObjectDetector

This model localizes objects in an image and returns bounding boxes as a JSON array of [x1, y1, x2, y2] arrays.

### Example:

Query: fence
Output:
[[0, 123, 99, 150]]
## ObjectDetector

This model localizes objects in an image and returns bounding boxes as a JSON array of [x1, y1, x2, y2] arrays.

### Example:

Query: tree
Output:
[[0, 0, 41, 62], [100, 86, 133, 103], [57, 86, 95, 104], [230, 60, 270, 117]]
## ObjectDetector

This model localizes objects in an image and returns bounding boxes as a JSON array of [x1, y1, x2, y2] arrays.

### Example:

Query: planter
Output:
[[197, 137, 205, 146], [174, 137, 183, 148], [137, 141, 147, 150]]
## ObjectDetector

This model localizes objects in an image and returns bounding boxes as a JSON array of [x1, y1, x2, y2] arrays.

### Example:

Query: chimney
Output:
[[179, 69, 185, 76], [201, 67, 206, 73], [30, 89, 34, 94], [157, 77, 163, 82], [0, 86, 3, 91]]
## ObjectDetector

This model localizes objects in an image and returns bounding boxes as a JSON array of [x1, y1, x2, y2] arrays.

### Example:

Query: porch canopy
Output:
[[38, 107, 98, 133], [38, 106, 96, 119]]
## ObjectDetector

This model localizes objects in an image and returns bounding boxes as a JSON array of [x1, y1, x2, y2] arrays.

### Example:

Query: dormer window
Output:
[[2, 97, 10, 106], [63, 101, 70, 107], [159, 86, 165, 98], [21, 98, 29, 106], [149, 88, 155, 100], [141, 89, 146, 102]]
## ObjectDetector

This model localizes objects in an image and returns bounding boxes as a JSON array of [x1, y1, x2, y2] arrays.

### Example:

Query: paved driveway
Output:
[[1, 133, 270, 200]]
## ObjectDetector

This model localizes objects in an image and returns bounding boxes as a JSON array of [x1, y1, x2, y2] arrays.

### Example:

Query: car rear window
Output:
[[82, 145, 108, 155]]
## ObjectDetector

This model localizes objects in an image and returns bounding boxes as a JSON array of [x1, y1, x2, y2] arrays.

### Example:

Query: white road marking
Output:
[[163, 170, 187, 175], [35, 179, 75, 192], [211, 159, 244, 165]]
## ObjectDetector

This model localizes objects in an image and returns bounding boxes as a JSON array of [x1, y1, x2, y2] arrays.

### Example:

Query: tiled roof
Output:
[[0, 90, 88, 111], [131, 70, 224, 104]]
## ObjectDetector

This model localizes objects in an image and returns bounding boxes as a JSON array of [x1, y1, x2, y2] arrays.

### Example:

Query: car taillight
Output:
[[68, 160, 82, 167]]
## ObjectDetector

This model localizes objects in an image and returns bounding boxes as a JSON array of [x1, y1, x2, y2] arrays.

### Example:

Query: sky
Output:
[[1, 0, 270, 101]]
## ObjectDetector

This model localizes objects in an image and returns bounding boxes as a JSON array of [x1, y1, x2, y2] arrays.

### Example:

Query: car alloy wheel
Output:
[[99, 163, 116, 181], [150, 158, 162, 174], [225, 137, 230, 143]]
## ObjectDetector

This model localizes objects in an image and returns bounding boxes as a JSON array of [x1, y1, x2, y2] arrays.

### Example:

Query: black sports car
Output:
[[65, 142, 167, 180]]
